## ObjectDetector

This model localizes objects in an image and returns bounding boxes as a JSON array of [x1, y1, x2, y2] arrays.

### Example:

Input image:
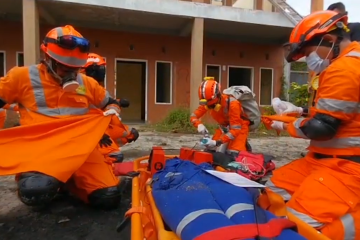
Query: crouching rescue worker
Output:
[[0, 25, 126, 209], [190, 78, 250, 156], [265, 11, 360, 240], [82, 53, 139, 164]]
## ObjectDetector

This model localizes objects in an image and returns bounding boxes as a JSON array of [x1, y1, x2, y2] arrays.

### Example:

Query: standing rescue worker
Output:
[[0, 25, 126, 209], [266, 11, 360, 240], [82, 53, 139, 163], [190, 79, 250, 156]]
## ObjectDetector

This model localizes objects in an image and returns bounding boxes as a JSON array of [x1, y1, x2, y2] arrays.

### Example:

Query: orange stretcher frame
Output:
[[126, 153, 331, 240]]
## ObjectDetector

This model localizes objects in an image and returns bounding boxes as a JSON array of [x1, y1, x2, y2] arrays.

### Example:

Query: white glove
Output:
[[197, 124, 208, 134], [282, 101, 303, 116], [271, 121, 285, 131], [201, 138, 217, 147], [103, 109, 119, 117]]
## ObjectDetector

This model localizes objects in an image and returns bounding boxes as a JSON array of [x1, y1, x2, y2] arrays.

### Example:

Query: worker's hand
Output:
[[197, 124, 207, 134], [201, 138, 222, 147], [103, 109, 119, 117], [119, 99, 130, 108], [99, 134, 113, 147], [271, 121, 285, 131], [282, 101, 303, 116], [127, 128, 139, 143]]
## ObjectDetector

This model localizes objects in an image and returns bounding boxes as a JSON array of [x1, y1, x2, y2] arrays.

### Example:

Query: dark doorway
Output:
[[116, 60, 146, 122], [228, 67, 252, 89], [206, 65, 221, 82]]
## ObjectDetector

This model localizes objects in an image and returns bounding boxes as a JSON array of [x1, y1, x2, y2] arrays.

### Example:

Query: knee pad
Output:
[[17, 172, 61, 206], [88, 183, 123, 210]]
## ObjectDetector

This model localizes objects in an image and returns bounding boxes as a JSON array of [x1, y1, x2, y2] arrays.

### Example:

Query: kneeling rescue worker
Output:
[[82, 53, 139, 164], [0, 25, 127, 209], [190, 78, 250, 156], [266, 11, 360, 240]]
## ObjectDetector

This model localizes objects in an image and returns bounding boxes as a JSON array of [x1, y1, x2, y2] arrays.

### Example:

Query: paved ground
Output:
[[0, 131, 310, 240]]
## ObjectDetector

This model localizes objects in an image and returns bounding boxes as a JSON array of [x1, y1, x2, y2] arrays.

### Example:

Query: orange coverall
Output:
[[265, 42, 360, 240], [190, 94, 249, 153], [0, 64, 120, 204]]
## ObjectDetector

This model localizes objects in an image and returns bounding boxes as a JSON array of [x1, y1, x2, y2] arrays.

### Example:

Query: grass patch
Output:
[[147, 107, 217, 134], [141, 107, 289, 138]]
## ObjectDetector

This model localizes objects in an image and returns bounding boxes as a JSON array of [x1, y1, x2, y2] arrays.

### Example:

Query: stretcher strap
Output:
[[194, 218, 297, 240], [125, 206, 155, 238]]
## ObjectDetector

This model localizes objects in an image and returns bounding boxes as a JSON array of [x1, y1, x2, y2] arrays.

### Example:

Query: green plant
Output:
[[288, 82, 309, 107], [154, 107, 217, 134], [262, 106, 275, 115]]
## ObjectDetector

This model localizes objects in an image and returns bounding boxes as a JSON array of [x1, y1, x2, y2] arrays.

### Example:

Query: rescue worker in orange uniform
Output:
[[190, 79, 250, 156], [82, 53, 139, 163], [265, 11, 360, 240], [0, 25, 127, 209]]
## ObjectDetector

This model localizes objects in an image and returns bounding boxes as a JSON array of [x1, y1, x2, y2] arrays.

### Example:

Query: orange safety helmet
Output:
[[198, 77, 222, 111], [84, 53, 106, 68], [41, 25, 90, 68], [82, 53, 106, 83], [285, 10, 348, 62]]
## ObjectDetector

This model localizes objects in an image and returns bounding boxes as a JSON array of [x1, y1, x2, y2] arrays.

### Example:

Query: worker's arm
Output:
[[0, 67, 22, 108], [286, 65, 358, 140], [190, 105, 207, 127], [219, 97, 244, 144]]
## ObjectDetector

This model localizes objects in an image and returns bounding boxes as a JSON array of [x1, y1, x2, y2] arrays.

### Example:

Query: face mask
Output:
[[43, 59, 80, 92], [61, 73, 79, 92], [306, 51, 330, 74]]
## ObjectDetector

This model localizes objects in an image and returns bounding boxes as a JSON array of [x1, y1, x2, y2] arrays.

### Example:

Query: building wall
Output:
[[0, 20, 284, 123], [232, 0, 255, 9]]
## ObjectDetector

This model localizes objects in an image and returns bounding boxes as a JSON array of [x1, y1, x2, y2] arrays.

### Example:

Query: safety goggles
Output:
[[85, 65, 106, 82], [44, 35, 90, 53]]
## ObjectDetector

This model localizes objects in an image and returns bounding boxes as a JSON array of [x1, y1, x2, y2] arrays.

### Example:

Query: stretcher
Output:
[[115, 146, 331, 240]]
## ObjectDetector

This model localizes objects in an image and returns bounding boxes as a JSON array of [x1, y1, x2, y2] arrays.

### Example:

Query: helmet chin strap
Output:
[[41, 59, 63, 84]]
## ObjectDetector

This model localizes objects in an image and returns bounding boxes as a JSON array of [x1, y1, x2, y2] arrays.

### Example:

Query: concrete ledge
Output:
[[48, 0, 295, 28]]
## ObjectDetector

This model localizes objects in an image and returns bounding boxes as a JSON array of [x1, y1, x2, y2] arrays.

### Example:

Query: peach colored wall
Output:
[[0, 21, 283, 123]]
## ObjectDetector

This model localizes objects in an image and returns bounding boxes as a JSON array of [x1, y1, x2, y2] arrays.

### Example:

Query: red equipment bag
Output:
[[233, 151, 275, 181]]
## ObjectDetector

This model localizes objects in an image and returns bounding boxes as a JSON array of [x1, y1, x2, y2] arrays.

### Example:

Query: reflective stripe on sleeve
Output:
[[316, 98, 358, 114]]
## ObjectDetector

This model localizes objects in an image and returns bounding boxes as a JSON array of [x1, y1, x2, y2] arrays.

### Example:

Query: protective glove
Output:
[[99, 134, 113, 147], [200, 137, 222, 147], [103, 109, 119, 117], [282, 101, 303, 116], [197, 124, 208, 134], [119, 99, 130, 108], [127, 128, 139, 143], [271, 121, 285, 131]]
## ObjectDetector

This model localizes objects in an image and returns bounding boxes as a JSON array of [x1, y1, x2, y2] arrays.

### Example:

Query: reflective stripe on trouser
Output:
[[288, 207, 356, 240], [28, 65, 110, 117], [176, 203, 254, 237]]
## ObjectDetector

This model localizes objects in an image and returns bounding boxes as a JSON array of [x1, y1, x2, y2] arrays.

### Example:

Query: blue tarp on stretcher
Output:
[[152, 158, 306, 240]]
